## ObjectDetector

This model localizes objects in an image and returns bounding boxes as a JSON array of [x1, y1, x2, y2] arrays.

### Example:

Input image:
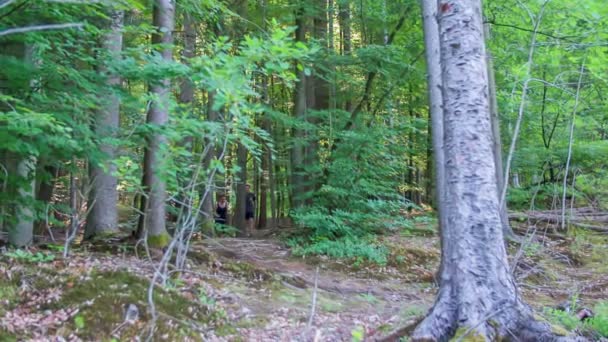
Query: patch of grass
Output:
[[0, 279, 18, 316], [542, 301, 608, 338], [288, 236, 389, 265]]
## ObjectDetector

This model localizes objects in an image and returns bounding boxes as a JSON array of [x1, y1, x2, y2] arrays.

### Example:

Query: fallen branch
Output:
[[306, 266, 319, 329]]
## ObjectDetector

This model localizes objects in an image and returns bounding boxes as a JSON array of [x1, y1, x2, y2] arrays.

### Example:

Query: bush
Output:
[[288, 236, 388, 265]]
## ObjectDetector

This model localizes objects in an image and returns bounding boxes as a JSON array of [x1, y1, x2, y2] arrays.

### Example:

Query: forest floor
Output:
[[1, 213, 607, 341]]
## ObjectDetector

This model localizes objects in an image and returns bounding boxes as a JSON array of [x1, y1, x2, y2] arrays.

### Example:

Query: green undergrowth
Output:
[[287, 235, 389, 265], [0, 277, 19, 316], [543, 301, 608, 339]]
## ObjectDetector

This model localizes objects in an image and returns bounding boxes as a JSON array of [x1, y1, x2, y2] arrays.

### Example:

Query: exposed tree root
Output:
[[408, 299, 585, 342]]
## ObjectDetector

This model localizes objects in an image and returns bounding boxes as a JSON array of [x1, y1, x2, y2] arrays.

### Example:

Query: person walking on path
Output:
[[215, 194, 228, 225]]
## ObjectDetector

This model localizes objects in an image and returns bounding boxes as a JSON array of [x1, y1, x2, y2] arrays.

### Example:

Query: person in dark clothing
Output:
[[245, 184, 256, 236], [215, 194, 228, 224]]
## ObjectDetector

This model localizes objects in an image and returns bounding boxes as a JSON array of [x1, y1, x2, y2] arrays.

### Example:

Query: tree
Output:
[[412, 0, 561, 340], [139, 0, 175, 247], [85, 9, 123, 239], [420, 0, 445, 278], [290, 1, 307, 208]]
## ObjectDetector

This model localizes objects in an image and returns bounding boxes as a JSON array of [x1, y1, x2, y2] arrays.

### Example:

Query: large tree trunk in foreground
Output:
[[85, 10, 123, 239], [412, 1, 561, 340], [140, 0, 174, 247]]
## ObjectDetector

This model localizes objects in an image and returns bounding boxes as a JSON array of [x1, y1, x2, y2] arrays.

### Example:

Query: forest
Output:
[[1, 0, 607, 340]]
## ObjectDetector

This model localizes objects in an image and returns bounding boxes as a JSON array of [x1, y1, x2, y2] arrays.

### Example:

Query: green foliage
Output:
[[5, 249, 55, 263], [288, 236, 388, 265], [543, 301, 608, 338], [198, 287, 216, 308], [351, 325, 365, 342], [214, 223, 239, 237], [288, 112, 416, 263], [74, 315, 86, 330]]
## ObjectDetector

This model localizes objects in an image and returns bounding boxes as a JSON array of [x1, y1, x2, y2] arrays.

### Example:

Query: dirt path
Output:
[[192, 225, 608, 341], [194, 237, 435, 341]]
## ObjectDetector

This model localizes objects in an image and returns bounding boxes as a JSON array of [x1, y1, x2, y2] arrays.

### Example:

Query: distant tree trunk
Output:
[[484, 23, 514, 240], [258, 76, 271, 229], [9, 44, 38, 247], [85, 10, 123, 240], [200, 91, 217, 231], [139, 0, 174, 247], [306, 0, 329, 201], [291, 4, 307, 208], [35, 165, 57, 235], [412, 0, 559, 340], [338, 0, 353, 111], [233, 143, 248, 235], [9, 155, 36, 247]]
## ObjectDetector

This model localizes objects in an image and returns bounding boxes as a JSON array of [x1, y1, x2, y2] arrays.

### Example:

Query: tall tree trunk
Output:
[[85, 10, 123, 239], [306, 0, 329, 201], [259, 77, 271, 229], [34, 165, 57, 235], [8, 44, 38, 247], [200, 91, 217, 232], [140, 0, 174, 247], [421, 0, 446, 286], [291, 4, 307, 208], [484, 23, 515, 240], [233, 143, 248, 235], [338, 0, 352, 111], [10, 155, 36, 247], [412, 0, 558, 340]]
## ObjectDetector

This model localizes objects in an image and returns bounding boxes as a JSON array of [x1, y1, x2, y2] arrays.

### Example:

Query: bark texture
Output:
[[85, 10, 123, 239], [412, 1, 561, 340], [10, 155, 36, 247], [141, 0, 174, 246], [420, 0, 447, 280]]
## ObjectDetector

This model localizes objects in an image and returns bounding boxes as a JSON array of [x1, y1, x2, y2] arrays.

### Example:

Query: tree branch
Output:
[[0, 23, 83, 37], [0, 0, 16, 10], [484, 19, 579, 42]]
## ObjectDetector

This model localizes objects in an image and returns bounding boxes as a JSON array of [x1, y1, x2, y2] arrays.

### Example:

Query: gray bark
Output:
[[9, 44, 38, 247], [141, 0, 174, 245], [85, 10, 123, 239], [484, 23, 514, 240], [412, 1, 558, 340], [561, 62, 585, 231], [9, 155, 36, 247], [420, 0, 446, 281]]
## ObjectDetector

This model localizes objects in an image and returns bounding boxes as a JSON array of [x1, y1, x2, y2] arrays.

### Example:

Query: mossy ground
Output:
[[0, 257, 231, 340]]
